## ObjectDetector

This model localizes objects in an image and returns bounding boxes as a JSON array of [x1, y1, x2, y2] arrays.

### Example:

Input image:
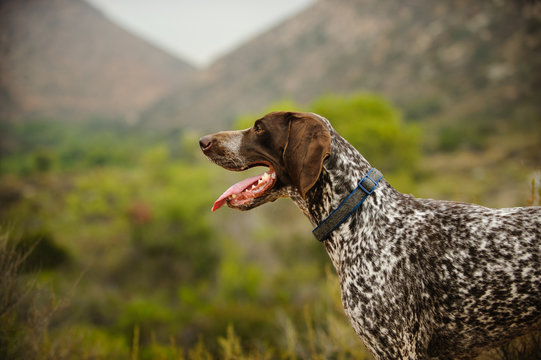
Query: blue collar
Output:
[[312, 168, 383, 242]]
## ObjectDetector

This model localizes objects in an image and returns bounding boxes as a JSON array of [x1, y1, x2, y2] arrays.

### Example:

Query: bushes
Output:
[[0, 119, 174, 174], [438, 121, 493, 152], [0, 229, 65, 360], [0, 225, 371, 359]]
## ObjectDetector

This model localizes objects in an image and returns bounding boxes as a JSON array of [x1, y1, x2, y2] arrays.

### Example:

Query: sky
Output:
[[84, 0, 317, 67]]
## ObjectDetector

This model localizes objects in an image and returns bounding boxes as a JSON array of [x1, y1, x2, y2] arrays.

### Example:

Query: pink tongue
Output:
[[212, 173, 264, 212]]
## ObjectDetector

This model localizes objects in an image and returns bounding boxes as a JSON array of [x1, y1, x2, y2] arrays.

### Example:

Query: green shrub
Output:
[[312, 93, 421, 174]]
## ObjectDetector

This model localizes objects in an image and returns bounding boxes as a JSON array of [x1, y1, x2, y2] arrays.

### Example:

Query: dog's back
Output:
[[401, 199, 540, 358]]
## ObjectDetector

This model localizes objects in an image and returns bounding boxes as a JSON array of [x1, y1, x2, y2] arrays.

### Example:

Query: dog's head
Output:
[[200, 111, 332, 211]]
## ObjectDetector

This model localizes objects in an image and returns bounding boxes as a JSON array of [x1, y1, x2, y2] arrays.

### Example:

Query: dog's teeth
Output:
[[231, 194, 236, 199]]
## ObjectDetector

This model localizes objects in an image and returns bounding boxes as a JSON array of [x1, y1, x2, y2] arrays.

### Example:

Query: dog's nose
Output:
[[199, 135, 213, 151]]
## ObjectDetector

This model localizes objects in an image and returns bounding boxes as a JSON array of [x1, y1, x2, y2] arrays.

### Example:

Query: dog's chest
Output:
[[323, 197, 424, 326]]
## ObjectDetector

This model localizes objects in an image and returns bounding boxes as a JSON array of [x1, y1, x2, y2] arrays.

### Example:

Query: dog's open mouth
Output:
[[212, 166, 277, 211]]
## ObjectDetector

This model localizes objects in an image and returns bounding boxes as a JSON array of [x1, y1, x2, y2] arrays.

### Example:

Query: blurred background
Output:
[[1, 0, 540, 359]]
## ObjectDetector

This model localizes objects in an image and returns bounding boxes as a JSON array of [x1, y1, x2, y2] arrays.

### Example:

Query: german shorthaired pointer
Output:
[[199, 111, 541, 359]]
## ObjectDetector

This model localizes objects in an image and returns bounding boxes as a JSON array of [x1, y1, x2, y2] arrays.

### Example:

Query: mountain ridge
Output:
[[1, 0, 539, 136], [143, 0, 541, 132], [0, 0, 196, 122]]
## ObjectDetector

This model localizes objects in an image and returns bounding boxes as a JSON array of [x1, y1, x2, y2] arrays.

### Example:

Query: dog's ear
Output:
[[283, 113, 331, 198]]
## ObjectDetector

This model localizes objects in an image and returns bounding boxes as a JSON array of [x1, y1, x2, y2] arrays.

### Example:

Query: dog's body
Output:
[[200, 112, 541, 359]]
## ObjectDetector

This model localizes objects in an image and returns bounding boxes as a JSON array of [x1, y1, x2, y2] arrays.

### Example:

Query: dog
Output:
[[199, 111, 541, 359]]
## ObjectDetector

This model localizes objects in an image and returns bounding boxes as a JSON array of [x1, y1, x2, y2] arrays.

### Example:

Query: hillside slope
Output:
[[144, 0, 541, 131], [0, 0, 195, 121]]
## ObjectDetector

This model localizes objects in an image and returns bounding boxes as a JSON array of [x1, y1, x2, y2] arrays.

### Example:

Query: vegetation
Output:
[[0, 93, 538, 359]]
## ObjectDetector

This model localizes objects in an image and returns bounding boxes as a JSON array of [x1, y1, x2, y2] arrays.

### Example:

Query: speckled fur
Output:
[[202, 113, 541, 360]]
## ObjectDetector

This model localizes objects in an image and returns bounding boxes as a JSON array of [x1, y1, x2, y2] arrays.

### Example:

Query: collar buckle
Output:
[[358, 169, 381, 195]]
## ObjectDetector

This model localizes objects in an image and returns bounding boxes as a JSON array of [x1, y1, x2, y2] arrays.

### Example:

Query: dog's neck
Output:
[[295, 129, 372, 214], [289, 129, 381, 254]]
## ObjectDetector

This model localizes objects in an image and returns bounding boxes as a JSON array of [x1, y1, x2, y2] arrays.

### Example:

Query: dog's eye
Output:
[[254, 123, 264, 134]]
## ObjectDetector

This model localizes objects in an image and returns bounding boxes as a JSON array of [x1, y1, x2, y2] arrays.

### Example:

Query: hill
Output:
[[144, 0, 541, 132], [0, 0, 195, 122]]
